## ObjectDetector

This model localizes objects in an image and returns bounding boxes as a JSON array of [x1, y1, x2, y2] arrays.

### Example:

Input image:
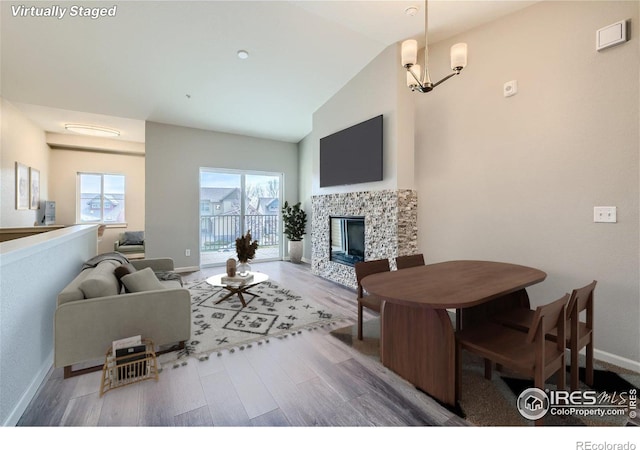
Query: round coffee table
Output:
[[205, 272, 269, 308]]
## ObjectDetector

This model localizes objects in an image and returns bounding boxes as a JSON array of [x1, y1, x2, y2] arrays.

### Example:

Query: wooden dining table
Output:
[[360, 260, 547, 407]]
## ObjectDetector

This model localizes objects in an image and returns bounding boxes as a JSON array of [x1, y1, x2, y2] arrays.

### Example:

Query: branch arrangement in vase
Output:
[[235, 230, 258, 262]]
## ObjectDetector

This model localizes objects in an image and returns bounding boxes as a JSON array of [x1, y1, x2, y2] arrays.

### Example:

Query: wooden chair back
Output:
[[354, 259, 390, 298], [567, 280, 596, 323], [527, 293, 569, 349], [395, 254, 425, 270]]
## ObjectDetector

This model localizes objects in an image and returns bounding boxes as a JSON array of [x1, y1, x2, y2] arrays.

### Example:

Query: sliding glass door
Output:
[[199, 168, 282, 267]]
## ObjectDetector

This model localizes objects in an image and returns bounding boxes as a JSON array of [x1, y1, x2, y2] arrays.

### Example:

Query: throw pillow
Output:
[[121, 231, 144, 245], [121, 267, 165, 293], [114, 263, 137, 293]]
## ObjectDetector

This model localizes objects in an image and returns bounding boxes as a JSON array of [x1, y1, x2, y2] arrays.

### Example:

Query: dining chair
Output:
[[494, 281, 597, 391], [395, 253, 425, 270], [456, 293, 569, 425], [354, 258, 390, 340]]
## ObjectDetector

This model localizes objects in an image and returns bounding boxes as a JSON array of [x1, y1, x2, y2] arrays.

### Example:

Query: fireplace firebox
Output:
[[330, 216, 365, 267]]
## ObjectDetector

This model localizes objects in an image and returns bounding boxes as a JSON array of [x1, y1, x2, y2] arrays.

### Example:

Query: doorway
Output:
[[199, 168, 282, 267]]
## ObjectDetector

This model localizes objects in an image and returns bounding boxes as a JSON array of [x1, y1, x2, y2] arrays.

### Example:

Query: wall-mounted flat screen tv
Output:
[[319, 114, 383, 188]]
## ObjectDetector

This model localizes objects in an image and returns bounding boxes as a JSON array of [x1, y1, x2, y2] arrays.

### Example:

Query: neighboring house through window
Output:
[[77, 172, 126, 224]]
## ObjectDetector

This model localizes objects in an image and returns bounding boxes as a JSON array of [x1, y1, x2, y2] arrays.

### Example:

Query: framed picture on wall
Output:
[[29, 167, 40, 210], [15, 162, 29, 210]]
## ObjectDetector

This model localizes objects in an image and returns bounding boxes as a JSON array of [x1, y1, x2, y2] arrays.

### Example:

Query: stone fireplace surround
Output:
[[311, 189, 418, 289]]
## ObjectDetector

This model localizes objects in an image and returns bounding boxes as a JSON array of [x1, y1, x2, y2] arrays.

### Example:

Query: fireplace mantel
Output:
[[311, 189, 417, 289]]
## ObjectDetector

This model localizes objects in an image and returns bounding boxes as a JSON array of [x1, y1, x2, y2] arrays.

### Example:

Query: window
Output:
[[77, 173, 126, 224]]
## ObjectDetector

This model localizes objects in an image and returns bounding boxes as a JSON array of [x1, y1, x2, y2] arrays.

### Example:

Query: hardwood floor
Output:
[[17, 261, 469, 427]]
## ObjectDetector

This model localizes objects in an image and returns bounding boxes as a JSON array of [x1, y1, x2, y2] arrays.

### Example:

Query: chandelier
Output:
[[401, 1, 468, 93]]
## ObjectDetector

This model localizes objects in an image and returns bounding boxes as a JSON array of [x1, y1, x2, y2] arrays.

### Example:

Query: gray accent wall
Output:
[[145, 122, 298, 268], [309, 43, 415, 196], [299, 43, 417, 274]]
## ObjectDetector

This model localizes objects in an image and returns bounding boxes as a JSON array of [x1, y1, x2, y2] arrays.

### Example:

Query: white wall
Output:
[[0, 225, 97, 426], [145, 121, 299, 268], [416, 1, 639, 366], [0, 98, 49, 227]]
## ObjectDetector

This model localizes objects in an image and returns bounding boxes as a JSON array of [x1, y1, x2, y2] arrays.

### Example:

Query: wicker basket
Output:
[[100, 338, 159, 396]]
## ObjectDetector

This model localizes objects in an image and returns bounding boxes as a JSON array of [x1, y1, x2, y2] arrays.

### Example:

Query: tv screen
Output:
[[319, 115, 383, 187]]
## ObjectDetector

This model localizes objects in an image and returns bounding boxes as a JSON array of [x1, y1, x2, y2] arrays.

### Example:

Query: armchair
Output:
[[114, 230, 145, 256]]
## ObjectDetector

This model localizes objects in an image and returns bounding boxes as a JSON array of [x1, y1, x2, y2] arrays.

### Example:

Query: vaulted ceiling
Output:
[[1, 1, 538, 143]]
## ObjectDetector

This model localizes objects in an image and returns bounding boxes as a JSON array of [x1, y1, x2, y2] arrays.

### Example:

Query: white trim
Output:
[[592, 349, 640, 373], [3, 351, 53, 426], [0, 224, 96, 265]]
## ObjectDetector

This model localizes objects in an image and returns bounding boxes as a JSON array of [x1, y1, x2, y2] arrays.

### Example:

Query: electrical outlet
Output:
[[185, 249, 191, 256], [593, 206, 617, 223]]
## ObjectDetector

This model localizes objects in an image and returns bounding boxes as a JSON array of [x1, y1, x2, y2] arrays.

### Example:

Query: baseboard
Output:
[[174, 266, 200, 273], [3, 350, 53, 426], [592, 348, 640, 373], [301, 257, 311, 264]]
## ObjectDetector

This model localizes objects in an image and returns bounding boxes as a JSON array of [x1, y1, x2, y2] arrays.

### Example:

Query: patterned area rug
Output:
[[159, 278, 342, 368], [330, 318, 640, 427]]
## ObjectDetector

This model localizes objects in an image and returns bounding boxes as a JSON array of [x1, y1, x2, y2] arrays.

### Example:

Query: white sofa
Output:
[[54, 256, 190, 377]]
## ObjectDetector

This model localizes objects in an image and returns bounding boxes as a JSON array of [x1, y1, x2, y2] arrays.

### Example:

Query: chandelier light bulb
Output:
[[401, 39, 418, 67], [450, 43, 468, 71]]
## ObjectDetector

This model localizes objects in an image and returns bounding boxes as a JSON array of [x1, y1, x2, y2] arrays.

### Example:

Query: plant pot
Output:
[[288, 240, 303, 264]]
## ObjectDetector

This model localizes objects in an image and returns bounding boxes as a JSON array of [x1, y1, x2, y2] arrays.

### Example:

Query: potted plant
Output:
[[281, 201, 307, 263], [235, 230, 258, 276]]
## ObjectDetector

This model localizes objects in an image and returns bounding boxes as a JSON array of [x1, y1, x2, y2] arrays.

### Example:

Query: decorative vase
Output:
[[289, 240, 303, 264], [226, 258, 236, 277], [237, 260, 251, 276]]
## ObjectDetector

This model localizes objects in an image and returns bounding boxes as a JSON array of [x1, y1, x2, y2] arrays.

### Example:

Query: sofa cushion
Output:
[[114, 263, 137, 292], [116, 244, 145, 253], [78, 261, 120, 299], [121, 267, 166, 292], [160, 279, 183, 289]]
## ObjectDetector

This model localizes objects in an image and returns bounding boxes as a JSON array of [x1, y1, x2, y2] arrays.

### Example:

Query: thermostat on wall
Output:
[[596, 20, 628, 51], [503, 80, 518, 98]]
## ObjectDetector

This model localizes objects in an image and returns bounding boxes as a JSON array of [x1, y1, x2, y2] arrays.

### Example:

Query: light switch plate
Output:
[[594, 206, 617, 223]]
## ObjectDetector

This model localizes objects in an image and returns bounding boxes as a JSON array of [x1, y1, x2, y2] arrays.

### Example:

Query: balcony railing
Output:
[[200, 214, 279, 253]]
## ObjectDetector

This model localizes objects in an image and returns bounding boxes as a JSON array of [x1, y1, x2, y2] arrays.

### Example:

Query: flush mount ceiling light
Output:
[[64, 124, 120, 137], [237, 50, 249, 60], [404, 6, 418, 16], [401, 0, 468, 93]]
